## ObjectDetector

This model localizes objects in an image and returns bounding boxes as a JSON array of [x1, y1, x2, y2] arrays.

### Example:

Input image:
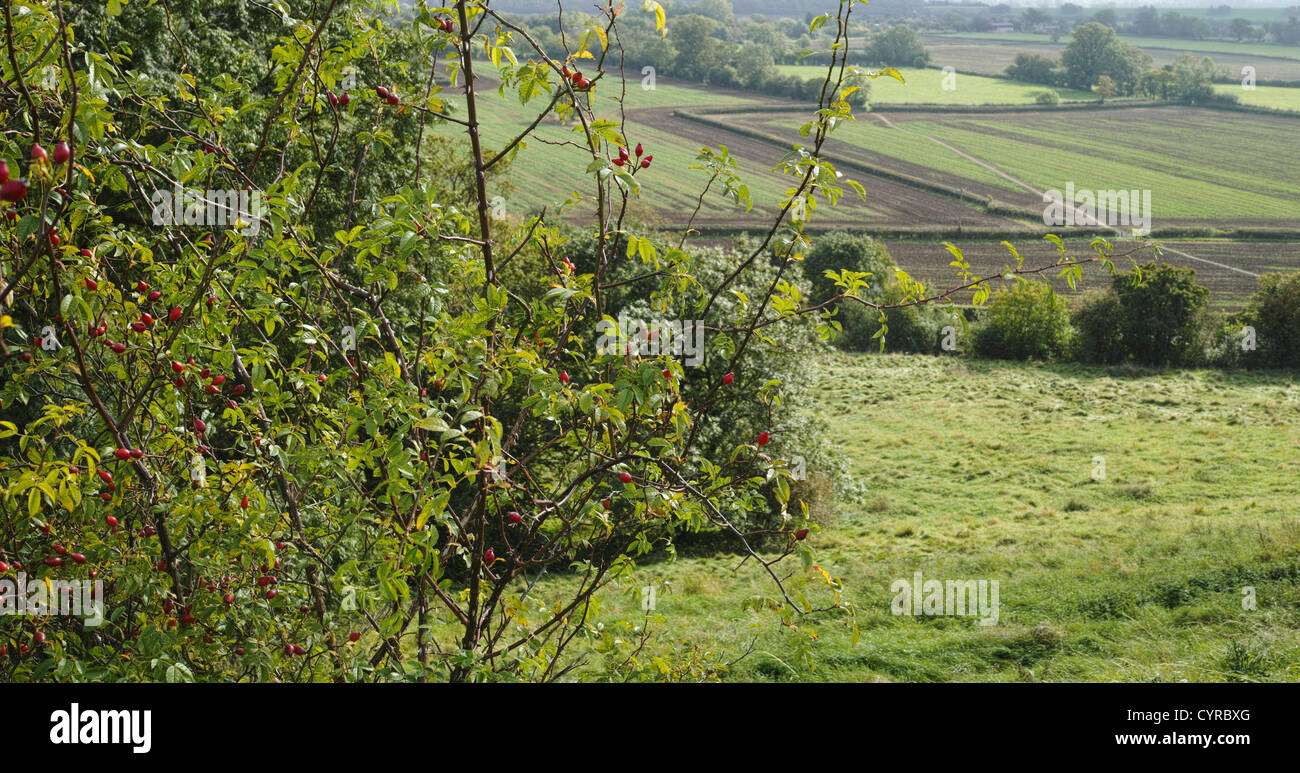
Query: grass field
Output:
[[775, 64, 1097, 104], [472, 352, 1300, 682], [1216, 83, 1300, 111]]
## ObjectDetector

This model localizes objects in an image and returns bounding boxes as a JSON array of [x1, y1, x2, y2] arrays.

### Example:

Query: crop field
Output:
[[509, 352, 1300, 682], [739, 106, 1300, 225], [463, 64, 1300, 306]]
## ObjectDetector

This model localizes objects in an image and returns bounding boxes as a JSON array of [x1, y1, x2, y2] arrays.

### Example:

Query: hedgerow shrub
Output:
[[972, 282, 1073, 361]]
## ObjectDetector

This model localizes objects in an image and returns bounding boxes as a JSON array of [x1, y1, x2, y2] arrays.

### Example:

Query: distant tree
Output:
[[734, 43, 775, 89], [1061, 3, 1083, 15], [1171, 53, 1217, 103], [684, 0, 734, 24], [1091, 8, 1118, 27], [1138, 66, 1177, 100], [1095, 74, 1117, 101], [1061, 22, 1150, 94], [1005, 52, 1060, 86], [669, 14, 721, 80], [1229, 18, 1255, 41], [1035, 89, 1061, 105], [1021, 8, 1050, 28], [1134, 6, 1161, 36], [867, 25, 930, 67]]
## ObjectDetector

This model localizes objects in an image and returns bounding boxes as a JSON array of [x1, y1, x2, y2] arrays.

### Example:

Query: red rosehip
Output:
[[349, 631, 360, 642], [0, 178, 28, 202], [105, 515, 117, 527], [114, 448, 130, 460], [722, 372, 734, 385], [148, 290, 161, 301], [795, 528, 809, 540], [85, 278, 98, 291], [168, 306, 182, 322], [618, 471, 633, 484], [136, 281, 148, 292], [70, 553, 86, 564], [483, 548, 496, 564], [757, 431, 770, 446], [506, 511, 523, 525], [172, 361, 185, 374], [31, 143, 47, 162]]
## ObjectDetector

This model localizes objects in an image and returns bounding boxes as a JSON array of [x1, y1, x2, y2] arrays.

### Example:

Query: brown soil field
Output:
[[885, 238, 1300, 308]]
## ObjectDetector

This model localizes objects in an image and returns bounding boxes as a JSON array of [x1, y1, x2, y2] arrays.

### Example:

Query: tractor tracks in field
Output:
[[870, 113, 1261, 278]]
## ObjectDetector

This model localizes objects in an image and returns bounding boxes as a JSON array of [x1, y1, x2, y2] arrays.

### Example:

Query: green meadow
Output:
[[508, 352, 1300, 682]]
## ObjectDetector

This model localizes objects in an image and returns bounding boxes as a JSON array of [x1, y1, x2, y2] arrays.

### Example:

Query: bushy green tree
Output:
[[1239, 272, 1300, 368], [1061, 22, 1150, 94], [972, 282, 1073, 361], [866, 25, 930, 68]]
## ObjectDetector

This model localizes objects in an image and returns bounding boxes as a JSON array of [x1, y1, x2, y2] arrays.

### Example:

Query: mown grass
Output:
[[1216, 83, 1300, 111], [499, 352, 1300, 682]]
